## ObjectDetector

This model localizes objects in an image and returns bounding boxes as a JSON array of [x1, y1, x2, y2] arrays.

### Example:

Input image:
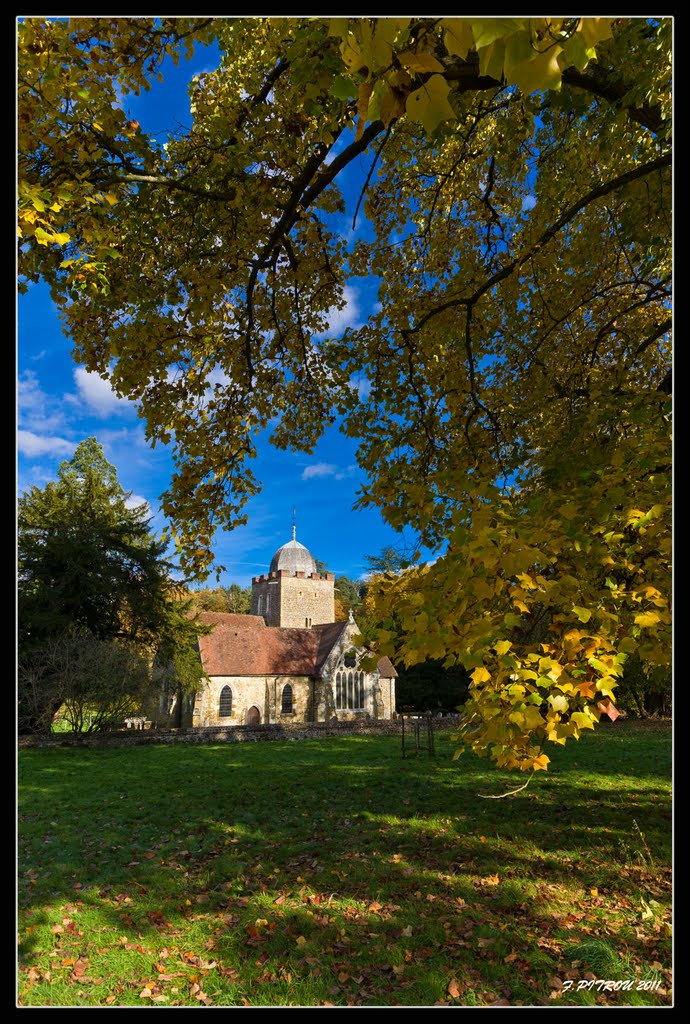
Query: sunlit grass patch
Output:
[[18, 721, 671, 1006]]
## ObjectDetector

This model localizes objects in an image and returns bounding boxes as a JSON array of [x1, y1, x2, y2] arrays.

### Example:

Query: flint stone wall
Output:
[[19, 715, 462, 749]]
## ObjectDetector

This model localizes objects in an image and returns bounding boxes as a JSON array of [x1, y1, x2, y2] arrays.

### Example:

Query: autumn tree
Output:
[[333, 575, 365, 622], [18, 438, 207, 732], [190, 584, 252, 614], [18, 18, 671, 766], [360, 547, 471, 713], [20, 632, 152, 734]]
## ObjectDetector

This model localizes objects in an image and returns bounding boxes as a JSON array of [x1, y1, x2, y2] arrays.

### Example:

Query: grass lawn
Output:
[[17, 720, 672, 1007]]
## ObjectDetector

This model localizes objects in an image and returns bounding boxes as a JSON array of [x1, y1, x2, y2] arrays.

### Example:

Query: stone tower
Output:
[[251, 526, 335, 628]]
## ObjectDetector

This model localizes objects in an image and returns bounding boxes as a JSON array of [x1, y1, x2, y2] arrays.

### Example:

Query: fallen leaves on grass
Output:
[[190, 982, 212, 1005], [447, 978, 464, 999]]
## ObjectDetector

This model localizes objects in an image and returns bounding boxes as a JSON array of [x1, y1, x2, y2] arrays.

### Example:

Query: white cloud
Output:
[[301, 462, 356, 481], [98, 427, 147, 447], [315, 285, 362, 339], [17, 430, 75, 458], [207, 365, 232, 389], [18, 370, 66, 433], [70, 367, 136, 417], [350, 375, 371, 400], [124, 493, 150, 511], [302, 462, 338, 480]]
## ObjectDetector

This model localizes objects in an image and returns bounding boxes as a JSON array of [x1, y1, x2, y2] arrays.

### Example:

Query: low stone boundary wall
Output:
[[19, 715, 463, 749]]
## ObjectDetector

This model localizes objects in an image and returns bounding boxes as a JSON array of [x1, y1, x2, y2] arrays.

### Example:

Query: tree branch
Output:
[[405, 153, 671, 339], [352, 122, 394, 231], [632, 317, 672, 359], [442, 52, 665, 133], [477, 772, 535, 798]]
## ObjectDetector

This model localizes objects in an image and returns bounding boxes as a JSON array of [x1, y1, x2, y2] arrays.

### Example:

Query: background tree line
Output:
[[17, 439, 667, 735]]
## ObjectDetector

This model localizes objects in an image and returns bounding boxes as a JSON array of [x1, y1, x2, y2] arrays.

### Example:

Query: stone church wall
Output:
[[194, 674, 314, 726], [316, 618, 397, 722]]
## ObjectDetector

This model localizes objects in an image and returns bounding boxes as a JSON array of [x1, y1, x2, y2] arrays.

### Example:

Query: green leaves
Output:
[[405, 75, 456, 135], [505, 45, 563, 95], [441, 19, 475, 60], [330, 74, 357, 100], [470, 18, 523, 49], [323, 16, 620, 143]]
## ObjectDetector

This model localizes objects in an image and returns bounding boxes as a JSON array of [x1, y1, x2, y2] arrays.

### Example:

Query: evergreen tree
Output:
[[18, 438, 206, 732]]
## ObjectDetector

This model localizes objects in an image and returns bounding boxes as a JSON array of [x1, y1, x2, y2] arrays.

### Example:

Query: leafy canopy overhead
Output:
[[18, 17, 671, 767]]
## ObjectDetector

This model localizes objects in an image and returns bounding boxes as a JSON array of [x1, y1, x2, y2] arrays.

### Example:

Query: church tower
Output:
[[251, 525, 335, 628]]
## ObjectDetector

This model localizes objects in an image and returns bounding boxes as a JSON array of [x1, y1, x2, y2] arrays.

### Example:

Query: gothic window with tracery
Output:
[[335, 668, 364, 710]]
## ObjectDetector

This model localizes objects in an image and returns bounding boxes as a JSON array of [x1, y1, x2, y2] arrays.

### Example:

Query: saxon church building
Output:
[[178, 530, 397, 727]]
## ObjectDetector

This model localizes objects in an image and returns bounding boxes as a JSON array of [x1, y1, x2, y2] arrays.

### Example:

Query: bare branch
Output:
[[632, 317, 672, 359], [352, 122, 394, 231], [477, 772, 535, 799]]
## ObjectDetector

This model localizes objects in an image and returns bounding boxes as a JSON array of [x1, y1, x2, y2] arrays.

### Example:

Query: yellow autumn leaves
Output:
[[18, 18, 670, 765], [328, 17, 615, 140]]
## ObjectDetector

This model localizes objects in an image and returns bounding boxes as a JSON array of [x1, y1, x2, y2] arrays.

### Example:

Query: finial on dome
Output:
[[292, 505, 296, 542]]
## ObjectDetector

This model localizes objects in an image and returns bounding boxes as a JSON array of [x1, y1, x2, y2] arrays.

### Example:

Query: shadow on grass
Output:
[[18, 724, 671, 1006]]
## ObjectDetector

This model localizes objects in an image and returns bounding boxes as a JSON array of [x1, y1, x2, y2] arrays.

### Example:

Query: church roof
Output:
[[376, 656, 398, 678], [268, 527, 318, 577], [196, 613, 394, 679], [197, 612, 345, 677], [313, 621, 347, 672], [197, 612, 266, 629]]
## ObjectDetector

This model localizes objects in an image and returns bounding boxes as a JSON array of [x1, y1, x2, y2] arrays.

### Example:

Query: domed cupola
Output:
[[252, 522, 333, 627], [269, 525, 318, 578]]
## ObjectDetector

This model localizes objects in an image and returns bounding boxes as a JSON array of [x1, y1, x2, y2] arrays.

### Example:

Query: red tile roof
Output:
[[196, 613, 395, 679], [197, 611, 267, 629], [197, 613, 346, 677]]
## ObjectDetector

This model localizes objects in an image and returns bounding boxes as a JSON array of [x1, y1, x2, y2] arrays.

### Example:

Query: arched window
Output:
[[219, 685, 233, 717], [281, 683, 293, 714]]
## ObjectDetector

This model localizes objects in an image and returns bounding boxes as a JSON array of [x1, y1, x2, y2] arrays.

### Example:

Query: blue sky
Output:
[[17, 35, 415, 587]]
